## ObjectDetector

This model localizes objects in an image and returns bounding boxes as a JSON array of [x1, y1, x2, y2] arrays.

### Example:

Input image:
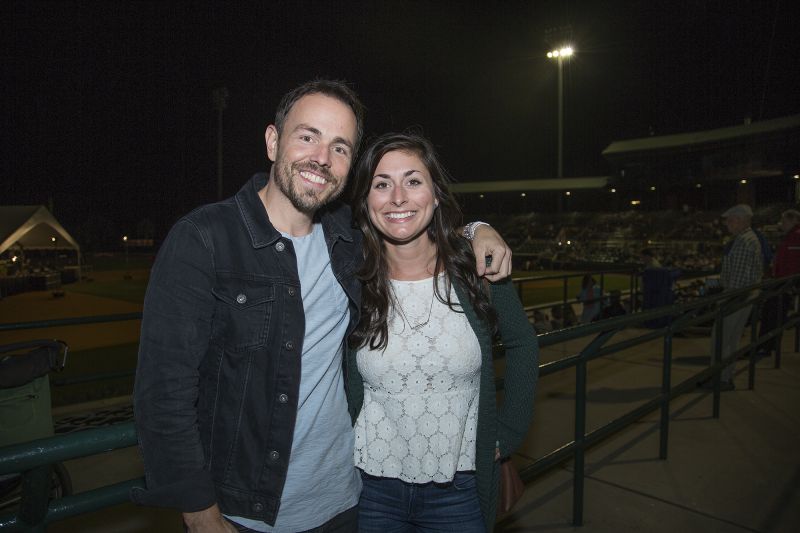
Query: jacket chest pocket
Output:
[[212, 278, 276, 351]]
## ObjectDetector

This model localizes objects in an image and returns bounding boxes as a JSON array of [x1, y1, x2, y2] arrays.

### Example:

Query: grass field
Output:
[[50, 343, 139, 406], [65, 269, 150, 303], [513, 270, 634, 308], [2, 266, 635, 406]]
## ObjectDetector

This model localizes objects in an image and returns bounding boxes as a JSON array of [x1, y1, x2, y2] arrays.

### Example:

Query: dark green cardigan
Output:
[[345, 278, 539, 531]]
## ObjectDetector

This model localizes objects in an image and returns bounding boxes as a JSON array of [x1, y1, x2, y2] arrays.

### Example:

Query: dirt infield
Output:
[[0, 288, 142, 351]]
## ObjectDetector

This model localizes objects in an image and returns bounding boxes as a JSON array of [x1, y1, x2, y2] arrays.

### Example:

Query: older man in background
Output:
[[705, 204, 763, 391]]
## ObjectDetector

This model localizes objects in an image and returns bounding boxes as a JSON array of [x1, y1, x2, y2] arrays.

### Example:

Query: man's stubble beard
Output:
[[273, 158, 346, 215]]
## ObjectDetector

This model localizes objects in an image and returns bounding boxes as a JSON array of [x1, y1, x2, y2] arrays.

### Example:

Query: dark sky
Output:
[[2, 0, 799, 241]]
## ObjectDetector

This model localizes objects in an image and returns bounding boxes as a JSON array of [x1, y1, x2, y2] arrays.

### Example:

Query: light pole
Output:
[[547, 46, 574, 181], [123, 235, 130, 280]]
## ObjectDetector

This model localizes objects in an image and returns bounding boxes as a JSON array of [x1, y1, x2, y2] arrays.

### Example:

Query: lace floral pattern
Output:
[[354, 274, 482, 483]]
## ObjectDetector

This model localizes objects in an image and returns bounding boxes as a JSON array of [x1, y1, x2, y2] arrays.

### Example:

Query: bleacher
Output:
[[488, 205, 790, 272]]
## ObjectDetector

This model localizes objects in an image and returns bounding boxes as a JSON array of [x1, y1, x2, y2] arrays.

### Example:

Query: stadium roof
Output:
[[451, 176, 609, 194], [0, 205, 80, 255], [602, 114, 800, 159]]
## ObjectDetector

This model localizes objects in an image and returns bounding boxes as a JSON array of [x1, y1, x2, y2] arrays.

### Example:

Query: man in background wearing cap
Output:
[[705, 204, 763, 391], [759, 209, 800, 356]]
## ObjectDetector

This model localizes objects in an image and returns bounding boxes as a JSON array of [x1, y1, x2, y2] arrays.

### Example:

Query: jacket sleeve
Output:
[[345, 345, 365, 426], [490, 279, 539, 458], [130, 218, 218, 512]]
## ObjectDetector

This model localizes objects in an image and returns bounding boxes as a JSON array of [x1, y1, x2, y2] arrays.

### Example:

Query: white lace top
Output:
[[354, 274, 482, 483]]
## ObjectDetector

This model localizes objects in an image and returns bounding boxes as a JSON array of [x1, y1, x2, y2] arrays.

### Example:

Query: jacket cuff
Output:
[[130, 470, 216, 512], [497, 422, 525, 458]]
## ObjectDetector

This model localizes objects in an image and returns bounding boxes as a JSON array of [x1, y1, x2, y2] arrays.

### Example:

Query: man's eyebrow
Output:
[[293, 124, 354, 151], [293, 124, 322, 137], [333, 136, 354, 151]]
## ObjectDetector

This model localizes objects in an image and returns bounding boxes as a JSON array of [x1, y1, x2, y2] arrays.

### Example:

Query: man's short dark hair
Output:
[[274, 79, 366, 154]]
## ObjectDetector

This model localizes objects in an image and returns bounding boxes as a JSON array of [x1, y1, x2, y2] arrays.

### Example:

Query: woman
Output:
[[346, 132, 538, 532], [578, 274, 602, 324]]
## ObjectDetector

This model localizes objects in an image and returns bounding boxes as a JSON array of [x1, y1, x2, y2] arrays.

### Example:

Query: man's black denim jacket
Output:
[[131, 174, 362, 524]]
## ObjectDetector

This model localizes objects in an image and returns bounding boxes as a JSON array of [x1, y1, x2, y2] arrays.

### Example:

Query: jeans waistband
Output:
[[359, 469, 476, 489]]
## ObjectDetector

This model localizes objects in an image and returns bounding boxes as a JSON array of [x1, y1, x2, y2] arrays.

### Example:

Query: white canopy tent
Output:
[[0, 205, 81, 276]]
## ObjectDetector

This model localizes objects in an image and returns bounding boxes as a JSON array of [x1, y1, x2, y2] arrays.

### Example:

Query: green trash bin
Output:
[[0, 374, 54, 447]]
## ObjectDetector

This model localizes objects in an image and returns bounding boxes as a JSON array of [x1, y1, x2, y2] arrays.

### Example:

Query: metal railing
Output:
[[1, 275, 798, 530], [511, 269, 640, 318]]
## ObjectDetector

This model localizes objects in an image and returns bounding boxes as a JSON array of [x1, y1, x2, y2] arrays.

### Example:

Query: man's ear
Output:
[[265, 125, 279, 162]]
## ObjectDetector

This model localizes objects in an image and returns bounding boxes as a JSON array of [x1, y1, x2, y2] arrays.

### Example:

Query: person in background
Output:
[[600, 289, 627, 320], [550, 304, 564, 330], [533, 310, 553, 333], [578, 274, 602, 324], [703, 204, 762, 391], [563, 304, 579, 327], [346, 132, 538, 532], [640, 248, 661, 269], [758, 209, 800, 356]]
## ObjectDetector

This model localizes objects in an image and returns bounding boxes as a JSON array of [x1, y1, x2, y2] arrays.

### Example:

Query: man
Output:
[[772, 209, 800, 278], [639, 248, 661, 269], [131, 79, 511, 532], [759, 209, 800, 355], [706, 204, 763, 391]]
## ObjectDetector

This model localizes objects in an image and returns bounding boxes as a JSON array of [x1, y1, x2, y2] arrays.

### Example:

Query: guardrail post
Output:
[[629, 271, 635, 311], [572, 357, 587, 526], [775, 295, 783, 369], [712, 306, 724, 418], [562, 276, 569, 323], [659, 326, 673, 459], [748, 302, 759, 391], [17, 465, 51, 532]]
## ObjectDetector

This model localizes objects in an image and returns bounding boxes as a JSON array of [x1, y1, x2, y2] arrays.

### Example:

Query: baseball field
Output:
[[0, 265, 632, 406]]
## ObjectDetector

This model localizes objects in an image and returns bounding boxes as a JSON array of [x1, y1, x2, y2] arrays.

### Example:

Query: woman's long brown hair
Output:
[[348, 131, 497, 351]]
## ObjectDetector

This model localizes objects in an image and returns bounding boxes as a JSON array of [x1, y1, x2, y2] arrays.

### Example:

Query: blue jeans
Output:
[[358, 471, 485, 533]]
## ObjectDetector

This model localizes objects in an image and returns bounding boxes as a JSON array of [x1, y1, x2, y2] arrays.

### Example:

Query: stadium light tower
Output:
[[547, 46, 574, 180]]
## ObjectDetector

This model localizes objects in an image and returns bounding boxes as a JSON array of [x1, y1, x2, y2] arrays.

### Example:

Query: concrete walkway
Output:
[[46, 332, 800, 533], [500, 333, 800, 532]]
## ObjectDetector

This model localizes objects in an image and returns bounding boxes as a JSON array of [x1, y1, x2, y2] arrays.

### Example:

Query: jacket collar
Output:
[[235, 173, 353, 249]]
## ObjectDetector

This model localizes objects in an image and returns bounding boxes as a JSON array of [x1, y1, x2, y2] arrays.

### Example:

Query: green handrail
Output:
[[0, 312, 142, 332]]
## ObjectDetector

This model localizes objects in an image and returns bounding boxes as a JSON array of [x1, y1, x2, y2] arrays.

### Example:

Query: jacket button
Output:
[[269, 450, 279, 461], [253, 502, 264, 512], [275, 242, 285, 252], [236, 293, 247, 304], [288, 287, 296, 297], [285, 341, 294, 351], [278, 393, 288, 403]]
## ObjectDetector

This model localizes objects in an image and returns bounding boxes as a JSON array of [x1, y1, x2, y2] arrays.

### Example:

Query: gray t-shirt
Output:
[[228, 223, 360, 531]]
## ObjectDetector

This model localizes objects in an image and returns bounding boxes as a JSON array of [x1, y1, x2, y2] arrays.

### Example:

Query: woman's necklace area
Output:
[[392, 278, 436, 331]]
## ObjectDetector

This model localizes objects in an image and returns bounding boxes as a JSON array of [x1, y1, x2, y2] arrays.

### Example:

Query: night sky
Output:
[[3, 1, 799, 244]]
